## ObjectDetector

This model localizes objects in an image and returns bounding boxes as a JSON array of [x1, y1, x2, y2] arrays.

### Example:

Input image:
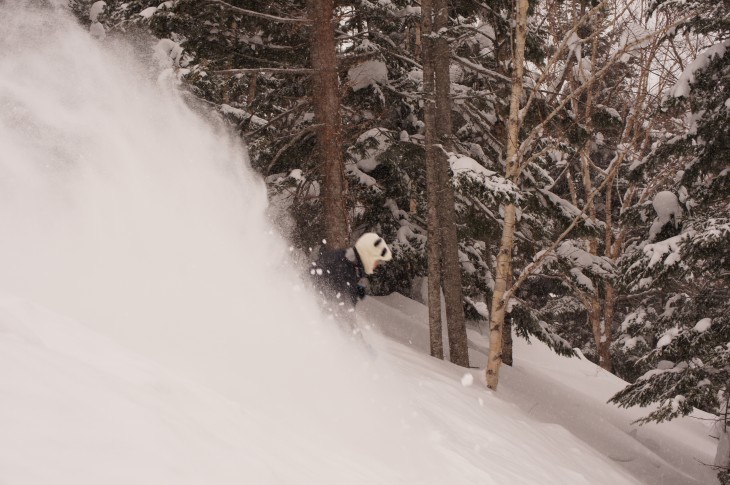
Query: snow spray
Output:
[[0, 4, 453, 482]]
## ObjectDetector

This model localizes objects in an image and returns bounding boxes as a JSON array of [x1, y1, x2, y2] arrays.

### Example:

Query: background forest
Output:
[[71, 0, 729, 480]]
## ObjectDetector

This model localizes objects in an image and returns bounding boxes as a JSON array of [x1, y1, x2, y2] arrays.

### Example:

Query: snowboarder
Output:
[[310, 232, 393, 318]]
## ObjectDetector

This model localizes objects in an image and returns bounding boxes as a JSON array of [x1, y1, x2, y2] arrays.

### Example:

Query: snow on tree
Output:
[[648, 191, 683, 241], [610, 0, 730, 481]]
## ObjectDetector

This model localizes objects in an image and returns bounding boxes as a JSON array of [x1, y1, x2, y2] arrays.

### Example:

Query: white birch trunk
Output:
[[486, 0, 528, 390]]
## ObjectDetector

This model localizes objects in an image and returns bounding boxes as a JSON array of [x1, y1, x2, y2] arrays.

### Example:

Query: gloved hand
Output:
[[356, 284, 367, 300]]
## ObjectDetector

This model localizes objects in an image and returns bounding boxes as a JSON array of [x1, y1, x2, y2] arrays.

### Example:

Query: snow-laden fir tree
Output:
[[609, 0, 729, 481]]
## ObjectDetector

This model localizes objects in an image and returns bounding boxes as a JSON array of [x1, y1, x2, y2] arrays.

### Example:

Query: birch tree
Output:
[[486, 0, 528, 390], [542, 0, 694, 373], [485, 0, 687, 389]]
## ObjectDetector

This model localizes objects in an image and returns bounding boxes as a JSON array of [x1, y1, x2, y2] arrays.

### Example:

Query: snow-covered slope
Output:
[[360, 294, 718, 485], [1, 290, 717, 485], [0, 294, 271, 485], [0, 289, 678, 485]]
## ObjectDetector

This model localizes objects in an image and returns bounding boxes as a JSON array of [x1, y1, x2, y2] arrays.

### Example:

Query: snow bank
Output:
[[1, 290, 644, 485], [0, 294, 275, 485]]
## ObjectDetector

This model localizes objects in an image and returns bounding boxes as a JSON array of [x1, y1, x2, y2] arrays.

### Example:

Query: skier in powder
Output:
[[310, 232, 393, 322]]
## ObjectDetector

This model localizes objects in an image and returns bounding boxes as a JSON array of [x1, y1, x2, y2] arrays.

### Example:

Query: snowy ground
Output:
[[0, 3, 718, 484], [0, 291, 717, 485], [360, 294, 718, 485]]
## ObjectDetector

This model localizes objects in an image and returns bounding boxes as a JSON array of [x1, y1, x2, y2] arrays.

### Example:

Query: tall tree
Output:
[[434, 0, 470, 368], [77, 0, 594, 373], [421, 0, 470, 366], [421, 0, 444, 360], [307, 0, 349, 248]]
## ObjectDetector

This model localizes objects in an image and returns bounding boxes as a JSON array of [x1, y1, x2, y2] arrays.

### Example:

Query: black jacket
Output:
[[312, 247, 365, 307]]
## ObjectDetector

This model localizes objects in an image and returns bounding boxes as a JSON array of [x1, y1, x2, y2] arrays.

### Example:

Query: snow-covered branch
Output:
[[206, 0, 312, 24], [244, 103, 311, 138], [506, 45, 656, 300], [515, 15, 690, 173], [452, 55, 511, 82], [214, 68, 315, 75]]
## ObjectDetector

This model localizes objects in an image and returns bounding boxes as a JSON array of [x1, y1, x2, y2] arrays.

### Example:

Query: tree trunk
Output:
[[502, 272, 514, 366], [421, 0, 469, 366], [588, 289, 603, 364], [421, 0, 444, 360], [433, 0, 469, 367], [502, 312, 514, 366], [601, 284, 615, 372], [433, 0, 452, 146], [579, 31, 611, 371], [582, 149, 604, 368], [487, 204, 517, 389], [566, 162, 579, 206], [601, 168, 618, 373], [486, 0, 528, 390], [247, 74, 257, 105], [714, 394, 730, 471], [438, 152, 469, 366], [308, 0, 349, 249]]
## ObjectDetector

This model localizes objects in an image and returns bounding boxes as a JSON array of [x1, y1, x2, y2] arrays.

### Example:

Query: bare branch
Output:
[[504, 104, 647, 302], [515, 15, 691, 172], [518, 142, 560, 174], [452, 55, 511, 82], [206, 0, 312, 24], [521, 0, 613, 116], [214, 68, 315, 76], [265, 126, 318, 174], [244, 103, 310, 138]]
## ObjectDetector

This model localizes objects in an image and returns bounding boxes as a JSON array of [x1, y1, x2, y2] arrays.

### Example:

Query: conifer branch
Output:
[[265, 126, 319, 174], [380, 83, 419, 100]]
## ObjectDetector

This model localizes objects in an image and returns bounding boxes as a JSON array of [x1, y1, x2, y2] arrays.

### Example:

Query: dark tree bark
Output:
[[502, 312, 514, 366], [502, 272, 514, 367], [434, 0, 469, 367], [421, 0, 469, 366], [307, 0, 349, 249], [421, 0, 444, 360]]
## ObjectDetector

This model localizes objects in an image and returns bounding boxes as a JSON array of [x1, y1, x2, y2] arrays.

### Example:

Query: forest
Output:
[[71, 0, 729, 480]]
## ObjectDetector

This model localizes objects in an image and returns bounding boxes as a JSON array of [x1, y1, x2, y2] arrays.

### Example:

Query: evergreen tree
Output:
[[609, 0, 729, 480]]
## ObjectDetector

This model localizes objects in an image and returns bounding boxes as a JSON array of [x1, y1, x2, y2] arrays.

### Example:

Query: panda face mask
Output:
[[355, 233, 393, 275]]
